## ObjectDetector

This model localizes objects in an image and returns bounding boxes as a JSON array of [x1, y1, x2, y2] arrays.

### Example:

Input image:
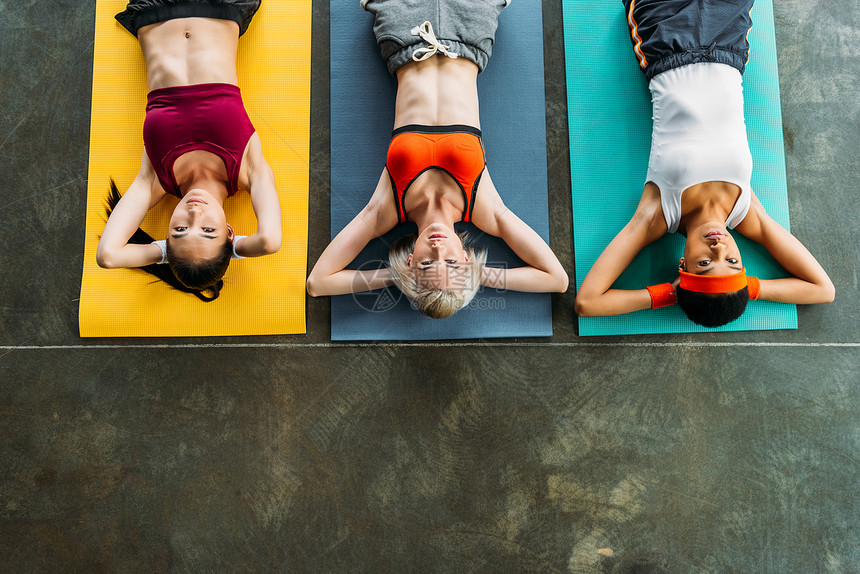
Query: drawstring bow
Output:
[[410, 21, 459, 62]]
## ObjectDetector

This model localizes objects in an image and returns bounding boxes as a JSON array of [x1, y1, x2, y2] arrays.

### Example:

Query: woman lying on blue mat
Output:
[[574, 0, 833, 327], [96, 0, 281, 302], [307, 0, 568, 318]]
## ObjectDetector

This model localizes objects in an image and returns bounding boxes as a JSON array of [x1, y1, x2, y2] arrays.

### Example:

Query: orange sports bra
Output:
[[385, 125, 486, 223]]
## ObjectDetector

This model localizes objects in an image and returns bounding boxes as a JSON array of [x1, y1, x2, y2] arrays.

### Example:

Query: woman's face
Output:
[[167, 189, 233, 261], [681, 222, 743, 274], [407, 223, 470, 290]]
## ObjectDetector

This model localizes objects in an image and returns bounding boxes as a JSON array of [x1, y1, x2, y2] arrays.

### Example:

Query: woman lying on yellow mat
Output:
[[96, 0, 281, 301], [574, 0, 833, 326], [307, 1, 568, 318]]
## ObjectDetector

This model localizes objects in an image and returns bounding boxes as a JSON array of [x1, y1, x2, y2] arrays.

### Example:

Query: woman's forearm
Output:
[[307, 194, 397, 296], [96, 242, 163, 269], [490, 208, 569, 292], [234, 229, 282, 257], [97, 163, 162, 268], [573, 208, 664, 316], [743, 206, 835, 304], [481, 265, 568, 293], [758, 277, 835, 305], [574, 288, 653, 316], [306, 268, 393, 297]]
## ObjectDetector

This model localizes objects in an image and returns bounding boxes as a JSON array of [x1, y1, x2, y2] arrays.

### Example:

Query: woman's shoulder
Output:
[[733, 190, 771, 240], [364, 168, 399, 227], [632, 182, 668, 235], [467, 168, 506, 230], [135, 152, 169, 201]]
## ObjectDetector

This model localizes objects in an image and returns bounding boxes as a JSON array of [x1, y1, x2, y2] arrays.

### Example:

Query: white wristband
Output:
[[232, 235, 247, 259], [152, 240, 167, 264]]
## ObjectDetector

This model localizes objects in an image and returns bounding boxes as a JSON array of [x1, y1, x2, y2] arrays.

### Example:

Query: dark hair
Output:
[[676, 286, 750, 327], [104, 180, 229, 302], [167, 237, 232, 292]]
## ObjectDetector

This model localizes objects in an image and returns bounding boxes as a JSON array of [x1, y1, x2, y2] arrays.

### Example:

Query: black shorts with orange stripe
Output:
[[622, 0, 754, 81]]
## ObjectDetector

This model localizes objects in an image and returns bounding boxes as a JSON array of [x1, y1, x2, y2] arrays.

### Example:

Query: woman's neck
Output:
[[180, 177, 229, 205], [410, 201, 461, 234], [404, 169, 466, 230], [678, 182, 741, 235], [174, 150, 231, 204]]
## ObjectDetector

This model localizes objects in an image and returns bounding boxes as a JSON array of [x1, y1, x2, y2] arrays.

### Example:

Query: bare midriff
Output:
[[393, 56, 481, 129], [138, 17, 240, 91]]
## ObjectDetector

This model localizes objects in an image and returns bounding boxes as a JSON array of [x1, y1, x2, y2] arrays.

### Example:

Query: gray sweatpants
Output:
[[361, 0, 510, 75]]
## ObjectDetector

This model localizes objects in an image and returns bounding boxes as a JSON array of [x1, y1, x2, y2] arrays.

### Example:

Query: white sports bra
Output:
[[646, 63, 753, 233]]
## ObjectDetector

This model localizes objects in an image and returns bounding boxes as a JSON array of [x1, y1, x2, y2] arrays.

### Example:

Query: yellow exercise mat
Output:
[[79, 0, 310, 337]]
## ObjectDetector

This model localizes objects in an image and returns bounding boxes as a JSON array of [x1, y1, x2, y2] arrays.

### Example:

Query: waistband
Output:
[[648, 48, 748, 81], [391, 124, 482, 138], [132, 4, 244, 32], [147, 82, 241, 102]]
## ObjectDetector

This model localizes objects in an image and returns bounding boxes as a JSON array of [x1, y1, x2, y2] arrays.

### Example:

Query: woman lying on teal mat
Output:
[[574, 0, 833, 326], [307, 0, 568, 318], [97, 0, 281, 302]]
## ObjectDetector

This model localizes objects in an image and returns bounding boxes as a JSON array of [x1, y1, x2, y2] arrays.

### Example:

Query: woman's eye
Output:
[[421, 261, 433, 266], [445, 259, 457, 264], [698, 260, 711, 267], [175, 227, 187, 232], [727, 258, 738, 264], [203, 228, 215, 233]]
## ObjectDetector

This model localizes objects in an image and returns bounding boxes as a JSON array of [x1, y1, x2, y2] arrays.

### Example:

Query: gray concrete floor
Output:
[[1, 1, 858, 572]]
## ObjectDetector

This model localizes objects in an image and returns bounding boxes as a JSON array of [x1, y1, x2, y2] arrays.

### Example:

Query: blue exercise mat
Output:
[[563, 0, 798, 336], [330, 0, 552, 341]]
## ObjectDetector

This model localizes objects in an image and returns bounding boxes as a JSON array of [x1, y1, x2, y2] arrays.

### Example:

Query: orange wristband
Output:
[[646, 283, 676, 309], [747, 276, 761, 300]]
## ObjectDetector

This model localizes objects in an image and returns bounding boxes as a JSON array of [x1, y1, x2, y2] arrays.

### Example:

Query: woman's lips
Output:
[[429, 233, 447, 240], [705, 230, 726, 239]]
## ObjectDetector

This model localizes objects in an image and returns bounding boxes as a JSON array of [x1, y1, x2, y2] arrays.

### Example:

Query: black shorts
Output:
[[115, 0, 261, 37], [622, 0, 754, 81]]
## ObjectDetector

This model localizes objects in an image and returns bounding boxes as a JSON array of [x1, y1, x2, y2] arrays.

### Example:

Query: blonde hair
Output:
[[388, 232, 487, 319]]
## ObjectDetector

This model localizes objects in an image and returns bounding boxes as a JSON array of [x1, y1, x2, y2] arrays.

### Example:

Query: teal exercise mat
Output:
[[330, 0, 552, 340], [563, 0, 797, 336]]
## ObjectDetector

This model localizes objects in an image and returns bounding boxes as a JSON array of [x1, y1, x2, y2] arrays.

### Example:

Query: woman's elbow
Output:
[[306, 273, 326, 298], [573, 293, 595, 317], [820, 281, 836, 303], [806, 276, 836, 304], [554, 272, 570, 293], [306, 276, 318, 297], [259, 233, 281, 255], [95, 248, 115, 269]]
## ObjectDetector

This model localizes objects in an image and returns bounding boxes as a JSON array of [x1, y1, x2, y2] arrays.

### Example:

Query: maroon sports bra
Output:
[[143, 83, 255, 197]]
